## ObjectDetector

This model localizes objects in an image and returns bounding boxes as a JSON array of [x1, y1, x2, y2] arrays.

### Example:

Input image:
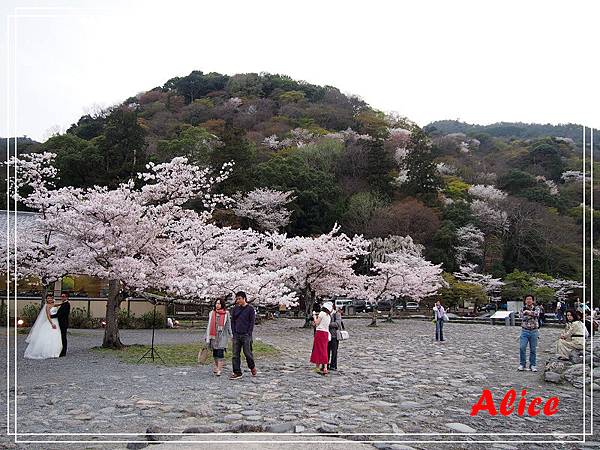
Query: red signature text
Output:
[[470, 389, 559, 417]]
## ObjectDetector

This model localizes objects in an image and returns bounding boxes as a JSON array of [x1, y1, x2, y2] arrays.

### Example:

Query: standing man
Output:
[[51, 291, 71, 357], [229, 291, 257, 380], [555, 300, 564, 324], [519, 294, 540, 372]]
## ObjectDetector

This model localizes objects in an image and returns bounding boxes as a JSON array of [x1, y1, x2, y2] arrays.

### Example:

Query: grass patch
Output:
[[92, 340, 279, 366]]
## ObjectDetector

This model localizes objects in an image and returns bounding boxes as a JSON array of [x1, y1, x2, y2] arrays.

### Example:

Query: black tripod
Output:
[[137, 302, 165, 364]]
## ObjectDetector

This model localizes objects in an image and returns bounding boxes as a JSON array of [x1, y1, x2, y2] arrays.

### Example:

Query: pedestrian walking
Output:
[[538, 303, 545, 327], [229, 291, 257, 380], [519, 294, 540, 372], [310, 301, 333, 375], [328, 306, 344, 371], [555, 300, 565, 324], [433, 301, 446, 342], [555, 310, 587, 360], [205, 298, 232, 376]]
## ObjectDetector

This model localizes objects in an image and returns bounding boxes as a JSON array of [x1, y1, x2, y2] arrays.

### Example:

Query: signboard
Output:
[[490, 311, 513, 319]]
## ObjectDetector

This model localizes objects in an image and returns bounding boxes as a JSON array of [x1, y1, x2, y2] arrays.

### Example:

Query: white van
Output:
[[334, 298, 354, 310]]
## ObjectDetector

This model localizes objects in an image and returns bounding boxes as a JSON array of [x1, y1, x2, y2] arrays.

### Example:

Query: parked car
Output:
[[405, 301, 420, 311], [334, 298, 354, 310], [376, 300, 392, 312], [351, 299, 367, 312]]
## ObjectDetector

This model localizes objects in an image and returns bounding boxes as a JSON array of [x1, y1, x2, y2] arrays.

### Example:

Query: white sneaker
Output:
[[530, 366, 538, 372], [518, 365, 525, 371]]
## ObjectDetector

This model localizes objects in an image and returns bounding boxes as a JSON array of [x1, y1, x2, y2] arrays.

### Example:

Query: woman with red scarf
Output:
[[205, 298, 232, 376]]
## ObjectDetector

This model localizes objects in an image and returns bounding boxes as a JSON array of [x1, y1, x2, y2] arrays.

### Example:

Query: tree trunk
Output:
[[302, 288, 315, 328], [368, 308, 378, 327], [39, 282, 54, 309], [102, 279, 124, 349]]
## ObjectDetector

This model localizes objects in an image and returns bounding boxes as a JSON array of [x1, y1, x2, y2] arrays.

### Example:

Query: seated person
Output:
[[556, 310, 587, 360]]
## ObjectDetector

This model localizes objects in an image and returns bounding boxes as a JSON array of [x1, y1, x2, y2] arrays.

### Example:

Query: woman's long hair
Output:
[[213, 298, 227, 311]]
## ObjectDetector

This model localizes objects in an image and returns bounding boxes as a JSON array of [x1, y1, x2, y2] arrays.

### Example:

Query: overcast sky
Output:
[[2, 0, 599, 142]]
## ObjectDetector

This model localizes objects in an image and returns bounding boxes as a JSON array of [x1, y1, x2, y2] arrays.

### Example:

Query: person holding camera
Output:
[[519, 294, 540, 372], [328, 306, 345, 371]]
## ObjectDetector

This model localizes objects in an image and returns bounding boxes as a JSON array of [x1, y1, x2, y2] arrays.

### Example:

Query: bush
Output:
[[21, 304, 40, 327], [141, 310, 164, 329], [69, 307, 99, 329], [118, 309, 137, 329], [0, 303, 6, 326]]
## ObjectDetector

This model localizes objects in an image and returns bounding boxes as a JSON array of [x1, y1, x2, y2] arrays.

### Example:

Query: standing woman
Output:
[[310, 301, 333, 375], [328, 306, 345, 371], [433, 300, 446, 342], [556, 310, 587, 360], [205, 298, 232, 376]]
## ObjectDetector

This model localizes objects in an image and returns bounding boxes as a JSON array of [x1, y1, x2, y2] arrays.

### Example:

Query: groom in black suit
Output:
[[51, 291, 71, 357]]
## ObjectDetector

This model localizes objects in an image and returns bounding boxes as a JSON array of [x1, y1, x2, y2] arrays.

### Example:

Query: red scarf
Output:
[[209, 309, 227, 338]]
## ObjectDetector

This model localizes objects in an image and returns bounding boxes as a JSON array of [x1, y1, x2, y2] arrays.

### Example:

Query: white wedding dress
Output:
[[24, 306, 62, 359]]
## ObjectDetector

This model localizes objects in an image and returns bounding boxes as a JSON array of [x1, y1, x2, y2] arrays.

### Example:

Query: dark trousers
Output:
[[435, 319, 444, 341], [59, 325, 68, 357], [328, 338, 339, 370], [232, 334, 255, 375]]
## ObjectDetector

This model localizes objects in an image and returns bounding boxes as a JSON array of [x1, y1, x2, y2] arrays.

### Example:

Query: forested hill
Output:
[[8, 70, 599, 284], [425, 120, 596, 150]]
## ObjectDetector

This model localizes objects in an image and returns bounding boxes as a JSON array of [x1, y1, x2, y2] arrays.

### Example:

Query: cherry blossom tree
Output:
[[453, 264, 504, 303], [13, 154, 233, 348], [165, 219, 298, 306], [266, 225, 369, 327], [454, 224, 484, 266], [232, 188, 295, 232], [363, 236, 444, 325], [2, 153, 84, 302], [468, 185, 508, 203], [533, 276, 583, 301]]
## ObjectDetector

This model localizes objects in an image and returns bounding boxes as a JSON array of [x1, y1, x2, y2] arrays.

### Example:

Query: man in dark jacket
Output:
[[229, 291, 256, 379], [51, 291, 71, 357]]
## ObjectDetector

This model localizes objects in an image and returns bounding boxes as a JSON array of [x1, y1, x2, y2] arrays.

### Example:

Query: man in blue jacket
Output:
[[229, 291, 257, 379]]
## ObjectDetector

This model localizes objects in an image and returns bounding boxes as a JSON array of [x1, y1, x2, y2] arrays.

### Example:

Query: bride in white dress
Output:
[[24, 296, 63, 359]]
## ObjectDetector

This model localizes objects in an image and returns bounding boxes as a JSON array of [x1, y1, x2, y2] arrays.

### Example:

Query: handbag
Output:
[[442, 313, 449, 322], [197, 344, 211, 364], [337, 330, 350, 340]]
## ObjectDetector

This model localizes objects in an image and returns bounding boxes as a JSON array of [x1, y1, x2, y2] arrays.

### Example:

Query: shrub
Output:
[[0, 303, 6, 326], [118, 309, 137, 329], [69, 307, 99, 329], [141, 310, 164, 329], [21, 304, 40, 327]]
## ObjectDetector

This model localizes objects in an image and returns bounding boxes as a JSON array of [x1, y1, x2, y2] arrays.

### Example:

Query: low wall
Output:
[[2, 297, 167, 320]]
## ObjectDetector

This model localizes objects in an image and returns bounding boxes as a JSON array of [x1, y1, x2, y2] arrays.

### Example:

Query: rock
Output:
[[245, 415, 263, 421], [280, 414, 297, 421], [126, 443, 148, 450], [544, 371, 562, 383], [135, 400, 163, 409], [224, 413, 243, 422], [241, 409, 260, 416], [183, 425, 215, 433], [445, 422, 477, 433], [317, 423, 337, 433], [265, 422, 295, 433], [72, 414, 93, 421], [294, 425, 306, 433], [97, 406, 116, 414], [145, 425, 168, 442], [399, 401, 422, 409]]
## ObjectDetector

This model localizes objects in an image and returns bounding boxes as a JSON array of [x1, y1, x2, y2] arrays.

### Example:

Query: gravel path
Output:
[[1, 318, 598, 449]]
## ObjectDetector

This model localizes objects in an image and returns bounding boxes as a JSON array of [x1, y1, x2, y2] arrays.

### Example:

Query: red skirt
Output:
[[310, 330, 329, 365]]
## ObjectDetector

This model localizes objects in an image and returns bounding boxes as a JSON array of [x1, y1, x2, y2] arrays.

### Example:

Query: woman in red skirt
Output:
[[310, 301, 333, 375]]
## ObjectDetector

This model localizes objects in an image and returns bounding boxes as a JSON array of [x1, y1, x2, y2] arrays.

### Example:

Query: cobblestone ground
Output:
[[1, 318, 599, 449]]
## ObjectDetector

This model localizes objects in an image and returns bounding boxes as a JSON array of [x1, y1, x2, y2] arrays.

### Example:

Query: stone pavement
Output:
[[1, 318, 598, 449]]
